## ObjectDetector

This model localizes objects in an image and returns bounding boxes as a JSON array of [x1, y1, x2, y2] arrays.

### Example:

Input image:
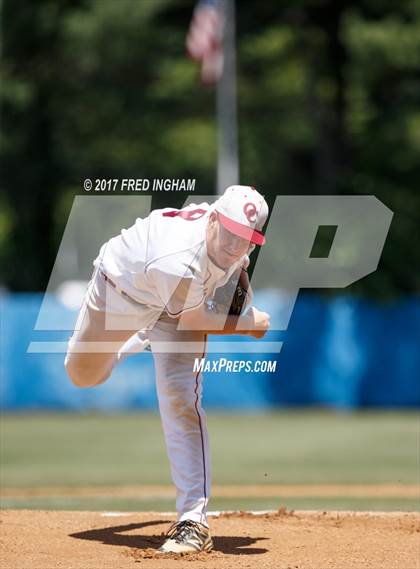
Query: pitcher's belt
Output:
[[99, 270, 143, 305]]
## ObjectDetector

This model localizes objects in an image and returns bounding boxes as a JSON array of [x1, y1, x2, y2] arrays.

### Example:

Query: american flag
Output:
[[186, 0, 225, 84]]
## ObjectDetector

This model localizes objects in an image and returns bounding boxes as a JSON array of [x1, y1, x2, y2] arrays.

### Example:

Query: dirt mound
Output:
[[1, 509, 419, 569]]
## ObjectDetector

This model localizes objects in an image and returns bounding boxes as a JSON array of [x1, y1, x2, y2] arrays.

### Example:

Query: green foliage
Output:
[[1, 0, 419, 294]]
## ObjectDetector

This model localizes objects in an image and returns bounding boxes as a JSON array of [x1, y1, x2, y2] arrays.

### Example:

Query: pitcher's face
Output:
[[206, 212, 251, 269]]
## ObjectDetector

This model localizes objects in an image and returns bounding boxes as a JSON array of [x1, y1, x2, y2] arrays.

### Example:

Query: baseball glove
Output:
[[209, 268, 251, 316]]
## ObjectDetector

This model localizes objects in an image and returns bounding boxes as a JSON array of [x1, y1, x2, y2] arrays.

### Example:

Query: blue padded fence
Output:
[[1, 292, 419, 411]]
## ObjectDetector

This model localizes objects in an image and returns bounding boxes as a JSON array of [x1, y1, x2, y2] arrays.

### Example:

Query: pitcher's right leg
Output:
[[64, 270, 139, 388], [64, 300, 137, 388]]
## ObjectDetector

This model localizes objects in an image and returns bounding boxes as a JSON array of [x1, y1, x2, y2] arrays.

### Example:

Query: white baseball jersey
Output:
[[67, 201, 253, 529], [96, 202, 246, 324]]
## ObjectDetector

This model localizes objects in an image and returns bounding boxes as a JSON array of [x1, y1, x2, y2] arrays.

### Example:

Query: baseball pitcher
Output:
[[64, 185, 270, 553]]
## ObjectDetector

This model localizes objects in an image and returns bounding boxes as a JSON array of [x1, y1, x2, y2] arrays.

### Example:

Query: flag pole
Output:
[[217, 0, 238, 195]]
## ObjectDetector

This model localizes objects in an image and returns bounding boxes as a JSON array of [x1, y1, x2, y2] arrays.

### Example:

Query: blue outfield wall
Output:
[[1, 291, 419, 411]]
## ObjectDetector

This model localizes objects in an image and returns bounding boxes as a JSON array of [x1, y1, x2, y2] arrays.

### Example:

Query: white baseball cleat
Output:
[[158, 520, 213, 554]]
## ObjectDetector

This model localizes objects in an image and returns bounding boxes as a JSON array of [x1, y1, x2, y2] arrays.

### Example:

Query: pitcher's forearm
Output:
[[178, 308, 254, 335], [205, 314, 253, 335]]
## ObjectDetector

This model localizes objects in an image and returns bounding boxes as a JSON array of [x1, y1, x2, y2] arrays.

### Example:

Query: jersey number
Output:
[[162, 208, 207, 221]]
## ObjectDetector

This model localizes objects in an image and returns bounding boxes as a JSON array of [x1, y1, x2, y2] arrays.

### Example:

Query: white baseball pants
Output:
[[64, 268, 211, 526]]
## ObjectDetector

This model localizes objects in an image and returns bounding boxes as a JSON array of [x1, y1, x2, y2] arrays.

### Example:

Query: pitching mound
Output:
[[1, 509, 419, 569]]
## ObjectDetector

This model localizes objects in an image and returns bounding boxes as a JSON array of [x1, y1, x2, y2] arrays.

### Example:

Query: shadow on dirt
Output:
[[70, 519, 268, 555]]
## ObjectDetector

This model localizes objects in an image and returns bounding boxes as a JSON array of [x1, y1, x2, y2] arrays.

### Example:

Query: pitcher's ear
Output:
[[209, 211, 218, 224]]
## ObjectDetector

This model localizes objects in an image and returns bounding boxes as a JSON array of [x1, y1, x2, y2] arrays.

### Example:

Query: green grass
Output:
[[1, 496, 418, 512], [1, 411, 419, 511]]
